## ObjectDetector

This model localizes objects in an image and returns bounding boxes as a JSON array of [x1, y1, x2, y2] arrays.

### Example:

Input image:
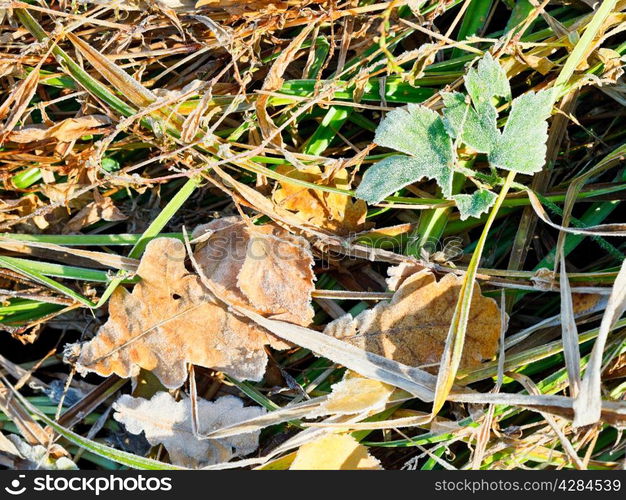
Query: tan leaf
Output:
[[192, 216, 315, 326], [0, 64, 39, 140], [64, 191, 127, 233], [272, 165, 368, 234], [313, 372, 395, 417], [6, 115, 111, 144], [290, 434, 382, 470], [74, 237, 290, 387], [324, 268, 502, 372], [0, 195, 49, 230], [113, 392, 265, 468]]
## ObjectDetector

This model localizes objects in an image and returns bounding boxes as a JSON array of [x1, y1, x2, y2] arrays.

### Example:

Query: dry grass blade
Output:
[[574, 259, 626, 426], [256, 24, 316, 147], [559, 247, 582, 397], [432, 172, 516, 415], [65, 33, 157, 109], [528, 190, 626, 237]]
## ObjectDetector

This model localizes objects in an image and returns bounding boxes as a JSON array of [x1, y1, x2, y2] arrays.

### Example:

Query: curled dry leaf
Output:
[[272, 165, 368, 234], [290, 434, 382, 470], [113, 392, 265, 468], [324, 267, 502, 372], [73, 235, 301, 387], [0, 195, 49, 230], [192, 216, 315, 326], [65, 191, 127, 233], [6, 115, 111, 144], [312, 372, 395, 417]]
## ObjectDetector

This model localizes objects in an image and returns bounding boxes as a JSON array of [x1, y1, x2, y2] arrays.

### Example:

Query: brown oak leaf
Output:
[[73, 235, 300, 388], [192, 216, 315, 326], [324, 267, 502, 372]]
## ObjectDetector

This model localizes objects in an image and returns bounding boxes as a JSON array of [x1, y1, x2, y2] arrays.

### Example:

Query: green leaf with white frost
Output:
[[464, 52, 511, 105], [356, 154, 454, 204], [488, 89, 554, 174], [355, 104, 454, 203], [442, 92, 500, 154], [355, 53, 553, 208], [452, 189, 498, 220]]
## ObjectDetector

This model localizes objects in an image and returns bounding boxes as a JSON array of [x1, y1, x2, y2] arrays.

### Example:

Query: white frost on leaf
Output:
[[488, 89, 555, 174], [464, 52, 511, 105], [356, 104, 455, 203], [356, 53, 554, 212], [113, 392, 266, 468], [452, 189, 498, 220]]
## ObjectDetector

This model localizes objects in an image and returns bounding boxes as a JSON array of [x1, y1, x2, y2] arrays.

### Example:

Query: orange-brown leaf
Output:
[[272, 165, 368, 234], [74, 237, 289, 388]]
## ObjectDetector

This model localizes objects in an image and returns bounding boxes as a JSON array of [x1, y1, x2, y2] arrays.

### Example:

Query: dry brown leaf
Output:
[[312, 372, 395, 417], [272, 165, 368, 234], [6, 115, 111, 144], [0, 195, 49, 230], [113, 392, 265, 468], [0, 63, 39, 140], [290, 434, 382, 470], [571, 293, 605, 315], [324, 267, 502, 372], [64, 191, 127, 233], [73, 237, 291, 387], [604, 353, 626, 380], [192, 216, 315, 326]]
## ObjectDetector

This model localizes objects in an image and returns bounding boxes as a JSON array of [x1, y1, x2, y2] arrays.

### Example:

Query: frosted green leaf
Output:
[[465, 52, 511, 106], [442, 92, 500, 153], [374, 103, 454, 162], [356, 154, 454, 204], [488, 89, 554, 174], [356, 104, 455, 203], [452, 189, 498, 220]]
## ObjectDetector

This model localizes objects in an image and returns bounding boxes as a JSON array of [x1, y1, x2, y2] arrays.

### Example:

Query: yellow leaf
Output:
[[315, 372, 394, 416], [290, 434, 382, 470]]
